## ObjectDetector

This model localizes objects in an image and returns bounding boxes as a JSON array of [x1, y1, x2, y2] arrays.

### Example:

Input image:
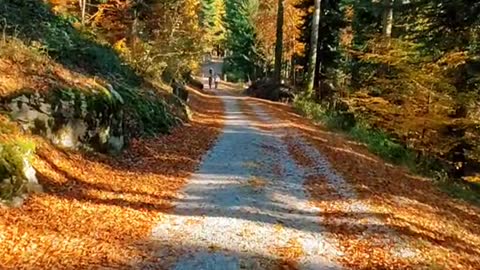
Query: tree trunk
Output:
[[314, 36, 321, 89], [79, 0, 86, 25], [130, 9, 139, 54], [273, 0, 285, 99], [291, 56, 296, 86], [305, 0, 321, 95], [314, 40, 324, 101], [382, 0, 393, 38]]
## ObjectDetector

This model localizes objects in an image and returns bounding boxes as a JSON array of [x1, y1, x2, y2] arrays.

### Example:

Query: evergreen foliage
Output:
[[224, 0, 262, 81]]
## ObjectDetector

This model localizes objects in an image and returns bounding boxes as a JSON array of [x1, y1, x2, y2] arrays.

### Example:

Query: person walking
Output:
[[208, 68, 214, 89], [214, 73, 221, 89]]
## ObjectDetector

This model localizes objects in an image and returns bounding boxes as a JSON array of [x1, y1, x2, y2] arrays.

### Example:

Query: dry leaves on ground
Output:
[[0, 87, 224, 269], [247, 96, 480, 270]]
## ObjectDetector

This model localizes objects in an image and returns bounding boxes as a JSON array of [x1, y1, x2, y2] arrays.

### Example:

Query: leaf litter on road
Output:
[[0, 86, 224, 269], [249, 96, 480, 270]]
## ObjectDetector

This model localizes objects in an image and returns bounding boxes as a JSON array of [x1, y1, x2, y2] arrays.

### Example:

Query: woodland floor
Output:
[[1, 62, 480, 269]]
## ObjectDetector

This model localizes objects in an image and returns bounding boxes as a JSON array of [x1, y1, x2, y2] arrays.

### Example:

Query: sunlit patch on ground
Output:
[[243, 161, 262, 170], [250, 96, 480, 270], [0, 86, 225, 268], [273, 238, 305, 270]]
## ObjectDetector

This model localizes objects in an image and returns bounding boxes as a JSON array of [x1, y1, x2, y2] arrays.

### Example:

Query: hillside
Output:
[[0, 0, 198, 202]]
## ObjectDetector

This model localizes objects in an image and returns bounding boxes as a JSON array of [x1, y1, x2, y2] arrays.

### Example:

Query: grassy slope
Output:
[[0, 0, 180, 136], [0, 0, 190, 202]]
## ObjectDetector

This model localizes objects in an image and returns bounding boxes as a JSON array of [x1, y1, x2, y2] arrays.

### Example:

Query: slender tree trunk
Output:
[[291, 36, 296, 85], [382, 0, 393, 38], [314, 40, 324, 101], [273, 0, 285, 99], [79, 0, 86, 25], [305, 0, 321, 95], [291, 56, 296, 86], [379, 0, 393, 77], [314, 26, 322, 89], [130, 9, 139, 54]]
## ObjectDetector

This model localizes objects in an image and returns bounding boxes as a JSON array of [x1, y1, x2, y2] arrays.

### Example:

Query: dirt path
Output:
[[150, 92, 342, 269], [145, 62, 426, 270]]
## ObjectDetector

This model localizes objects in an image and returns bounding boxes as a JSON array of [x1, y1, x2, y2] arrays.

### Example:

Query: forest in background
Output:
[[0, 1, 480, 268], [1, 0, 479, 202], [220, 0, 480, 198]]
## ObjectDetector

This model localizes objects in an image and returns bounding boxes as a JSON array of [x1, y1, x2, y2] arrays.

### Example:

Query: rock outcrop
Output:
[[4, 85, 125, 154]]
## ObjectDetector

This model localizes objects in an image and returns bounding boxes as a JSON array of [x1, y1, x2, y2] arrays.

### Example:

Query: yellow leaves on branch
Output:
[[437, 51, 469, 68], [113, 38, 129, 55]]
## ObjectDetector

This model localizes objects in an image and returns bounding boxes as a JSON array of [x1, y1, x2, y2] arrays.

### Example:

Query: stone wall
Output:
[[3, 85, 125, 154]]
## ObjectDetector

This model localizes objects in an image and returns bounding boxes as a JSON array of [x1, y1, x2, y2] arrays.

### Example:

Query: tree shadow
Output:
[[133, 241, 295, 270], [132, 225, 479, 270], [242, 95, 480, 266], [36, 150, 177, 212]]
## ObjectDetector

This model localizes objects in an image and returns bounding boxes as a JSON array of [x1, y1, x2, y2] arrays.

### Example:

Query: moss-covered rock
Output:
[[5, 86, 125, 154], [0, 135, 40, 204]]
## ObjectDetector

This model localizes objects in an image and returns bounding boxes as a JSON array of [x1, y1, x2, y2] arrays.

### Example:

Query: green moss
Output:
[[0, 136, 36, 201]]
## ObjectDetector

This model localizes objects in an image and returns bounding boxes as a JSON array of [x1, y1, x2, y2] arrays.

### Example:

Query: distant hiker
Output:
[[214, 73, 220, 89], [208, 68, 214, 89]]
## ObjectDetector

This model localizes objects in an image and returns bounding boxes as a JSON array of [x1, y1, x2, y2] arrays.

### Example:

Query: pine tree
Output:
[[200, 0, 216, 28], [224, 0, 263, 80], [210, 0, 227, 53]]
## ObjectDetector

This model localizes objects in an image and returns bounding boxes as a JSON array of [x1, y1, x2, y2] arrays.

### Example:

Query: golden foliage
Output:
[[254, 0, 304, 64]]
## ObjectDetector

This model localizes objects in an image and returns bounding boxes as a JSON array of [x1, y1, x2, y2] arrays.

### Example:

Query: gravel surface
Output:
[[150, 72, 343, 269], [284, 132, 418, 260]]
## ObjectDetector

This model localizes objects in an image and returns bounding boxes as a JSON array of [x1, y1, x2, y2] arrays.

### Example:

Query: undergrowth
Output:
[[0, 0, 178, 136], [293, 96, 480, 205], [0, 0, 184, 201], [293, 97, 414, 165]]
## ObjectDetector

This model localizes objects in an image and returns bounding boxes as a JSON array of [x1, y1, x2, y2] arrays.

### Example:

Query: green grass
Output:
[[0, 119, 36, 201], [0, 0, 136, 81], [441, 183, 480, 206], [293, 96, 415, 166]]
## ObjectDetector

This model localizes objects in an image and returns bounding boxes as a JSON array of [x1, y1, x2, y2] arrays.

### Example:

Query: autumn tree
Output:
[[49, 0, 205, 79], [200, 0, 216, 28], [293, 0, 480, 179]]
